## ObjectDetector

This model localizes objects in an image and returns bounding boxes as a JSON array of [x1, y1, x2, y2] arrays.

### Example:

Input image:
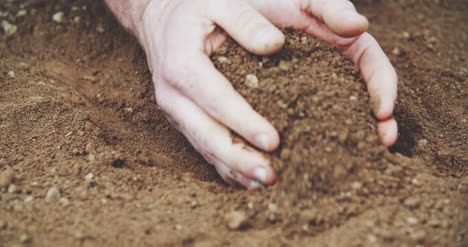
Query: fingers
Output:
[[209, 0, 285, 55], [342, 33, 398, 121], [160, 50, 280, 152], [300, 18, 398, 145], [155, 83, 276, 187], [306, 0, 369, 37], [377, 118, 398, 147]]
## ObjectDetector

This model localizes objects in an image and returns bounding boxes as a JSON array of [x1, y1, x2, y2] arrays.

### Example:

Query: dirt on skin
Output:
[[0, 0, 467, 246]]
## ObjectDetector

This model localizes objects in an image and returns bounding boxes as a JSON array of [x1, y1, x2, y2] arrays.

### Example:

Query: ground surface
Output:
[[0, 0, 467, 246]]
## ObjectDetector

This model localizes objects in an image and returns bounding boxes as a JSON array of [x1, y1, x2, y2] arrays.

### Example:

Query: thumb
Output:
[[209, 0, 285, 55]]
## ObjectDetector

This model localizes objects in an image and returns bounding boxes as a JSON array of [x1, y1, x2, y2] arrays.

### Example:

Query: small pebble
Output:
[[392, 47, 401, 56], [17, 9, 27, 17], [403, 197, 420, 209], [87, 154, 96, 162], [217, 56, 228, 63], [351, 181, 363, 190], [367, 234, 377, 243], [0, 169, 15, 187], [59, 197, 70, 206], [278, 60, 290, 71], [245, 74, 259, 88], [19, 233, 31, 243], [402, 31, 410, 39], [268, 203, 277, 212], [8, 71, 15, 78], [1, 20, 17, 36], [96, 24, 105, 33], [24, 196, 34, 203], [7, 184, 19, 193], [226, 211, 247, 230], [45, 187, 61, 202], [73, 16, 81, 24], [418, 139, 428, 145], [85, 173, 94, 182], [349, 95, 357, 100], [52, 11, 64, 23], [407, 217, 418, 225], [247, 202, 254, 209]]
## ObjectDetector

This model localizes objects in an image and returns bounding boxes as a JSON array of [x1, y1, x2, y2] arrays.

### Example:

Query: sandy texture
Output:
[[0, 0, 466, 246]]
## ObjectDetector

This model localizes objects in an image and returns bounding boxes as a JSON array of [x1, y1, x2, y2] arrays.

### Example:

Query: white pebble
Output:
[[24, 196, 34, 203], [45, 187, 61, 202], [17, 9, 27, 17], [217, 56, 228, 63], [87, 154, 96, 162], [351, 181, 363, 190], [53, 12, 64, 23], [84, 173, 94, 182], [59, 197, 70, 206], [7, 184, 18, 193], [407, 217, 418, 225], [2, 20, 17, 36], [245, 74, 259, 88], [226, 211, 247, 230], [8, 71, 15, 78], [268, 203, 278, 212], [73, 16, 81, 24]]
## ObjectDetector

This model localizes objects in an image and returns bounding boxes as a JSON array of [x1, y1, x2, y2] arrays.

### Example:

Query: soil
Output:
[[0, 0, 467, 246]]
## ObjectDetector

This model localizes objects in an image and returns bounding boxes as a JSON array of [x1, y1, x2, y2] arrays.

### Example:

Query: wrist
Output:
[[103, 0, 151, 35]]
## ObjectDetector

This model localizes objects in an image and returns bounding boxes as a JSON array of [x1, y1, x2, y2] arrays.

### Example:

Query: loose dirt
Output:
[[0, 0, 466, 246]]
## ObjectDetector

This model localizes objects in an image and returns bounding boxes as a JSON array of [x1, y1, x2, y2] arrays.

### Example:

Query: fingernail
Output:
[[342, 10, 361, 19], [253, 167, 267, 183], [255, 134, 270, 150]]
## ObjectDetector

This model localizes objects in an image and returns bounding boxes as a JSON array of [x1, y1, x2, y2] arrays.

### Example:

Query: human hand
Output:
[[132, 0, 398, 188]]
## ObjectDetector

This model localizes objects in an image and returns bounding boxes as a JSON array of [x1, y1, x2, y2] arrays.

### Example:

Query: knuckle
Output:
[[158, 57, 194, 90]]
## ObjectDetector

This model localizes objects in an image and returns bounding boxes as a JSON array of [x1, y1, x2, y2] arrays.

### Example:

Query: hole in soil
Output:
[[389, 105, 423, 157], [111, 159, 125, 168]]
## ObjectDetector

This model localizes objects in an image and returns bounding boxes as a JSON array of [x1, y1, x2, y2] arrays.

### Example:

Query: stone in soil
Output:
[[226, 211, 247, 230], [403, 197, 420, 209], [52, 12, 64, 23], [245, 74, 259, 89], [1, 20, 17, 36], [0, 169, 15, 187], [45, 187, 61, 202]]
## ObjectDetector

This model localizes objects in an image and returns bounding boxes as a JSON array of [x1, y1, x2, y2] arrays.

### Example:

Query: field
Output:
[[0, 0, 466, 246]]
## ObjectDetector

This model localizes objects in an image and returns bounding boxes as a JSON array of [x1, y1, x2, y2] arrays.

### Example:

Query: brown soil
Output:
[[1, 0, 467, 246]]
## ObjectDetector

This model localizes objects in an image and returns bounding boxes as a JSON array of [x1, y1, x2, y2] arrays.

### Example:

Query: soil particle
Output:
[[1, 20, 17, 36], [226, 211, 247, 230], [7, 184, 19, 193], [245, 74, 259, 88], [52, 11, 64, 23], [19, 233, 31, 243], [0, 169, 15, 187], [45, 187, 61, 202], [403, 198, 421, 209]]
